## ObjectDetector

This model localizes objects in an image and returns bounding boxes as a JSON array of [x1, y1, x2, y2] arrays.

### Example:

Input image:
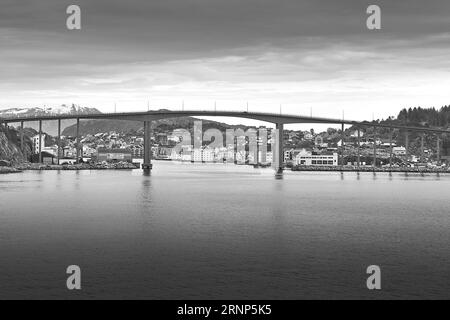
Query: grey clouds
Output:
[[1, 0, 450, 123]]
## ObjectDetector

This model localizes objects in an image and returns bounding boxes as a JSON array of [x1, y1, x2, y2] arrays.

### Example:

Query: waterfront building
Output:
[[295, 149, 338, 166], [32, 134, 46, 154], [31, 151, 55, 164]]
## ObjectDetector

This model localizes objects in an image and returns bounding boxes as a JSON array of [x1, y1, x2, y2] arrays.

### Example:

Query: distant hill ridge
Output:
[[0, 104, 101, 118], [61, 115, 251, 136]]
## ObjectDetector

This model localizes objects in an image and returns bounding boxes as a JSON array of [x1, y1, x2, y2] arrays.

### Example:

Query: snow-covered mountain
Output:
[[0, 104, 101, 118]]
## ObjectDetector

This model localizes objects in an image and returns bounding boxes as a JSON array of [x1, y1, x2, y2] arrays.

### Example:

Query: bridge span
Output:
[[1, 109, 449, 172]]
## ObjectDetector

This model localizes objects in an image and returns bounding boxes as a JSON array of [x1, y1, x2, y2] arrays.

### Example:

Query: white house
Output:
[[32, 134, 46, 154], [295, 149, 338, 166]]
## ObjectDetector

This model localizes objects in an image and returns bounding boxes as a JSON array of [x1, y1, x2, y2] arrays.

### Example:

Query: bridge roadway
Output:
[[1, 109, 449, 172]]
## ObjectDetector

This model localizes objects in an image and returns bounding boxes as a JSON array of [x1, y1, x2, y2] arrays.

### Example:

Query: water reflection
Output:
[[0, 163, 449, 299], [139, 177, 154, 232]]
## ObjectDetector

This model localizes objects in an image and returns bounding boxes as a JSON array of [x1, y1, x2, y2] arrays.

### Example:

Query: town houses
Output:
[[27, 124, 449, 169]]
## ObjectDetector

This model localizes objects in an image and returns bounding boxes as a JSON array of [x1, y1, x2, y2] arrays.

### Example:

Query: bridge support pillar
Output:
[[389, 127, 393, 168], [57, 119, 61, 165], [76, 118, 81, 164], [275, 123, 284, 173], [142, 121, 153, 171], [373, 126, 377, 169], [357, 128, 361, 168], [38, 120, 42, 163]]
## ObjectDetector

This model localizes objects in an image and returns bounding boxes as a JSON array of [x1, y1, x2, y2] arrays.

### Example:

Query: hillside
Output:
[[0, 125, 33, 164], [61, 115, 251, 136], [397, 106, 450, 128]]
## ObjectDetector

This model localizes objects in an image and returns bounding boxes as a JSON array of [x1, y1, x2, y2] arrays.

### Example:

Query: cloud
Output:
[[1, 0, 450, 123]]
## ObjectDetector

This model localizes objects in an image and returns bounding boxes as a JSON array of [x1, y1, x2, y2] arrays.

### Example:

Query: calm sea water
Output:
[[0, 161, 449, 299]]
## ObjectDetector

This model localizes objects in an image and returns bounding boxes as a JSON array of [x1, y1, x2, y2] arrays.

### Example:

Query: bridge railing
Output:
[[1, 108, 449, 134], [0, 108, 321, 121]]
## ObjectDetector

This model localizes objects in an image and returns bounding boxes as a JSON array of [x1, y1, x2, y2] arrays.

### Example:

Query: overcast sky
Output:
[[1, 0, 450, 128]]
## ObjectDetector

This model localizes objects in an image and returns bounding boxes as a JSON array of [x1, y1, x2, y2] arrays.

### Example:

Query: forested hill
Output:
[[396, 106, 450, 128], [61, 116, 251, 137]]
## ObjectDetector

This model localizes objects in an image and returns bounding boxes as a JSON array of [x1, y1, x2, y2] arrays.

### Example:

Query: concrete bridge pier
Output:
[[142, 121, 153, 171], [57, 119, 61, 165], [76, 118, 81, 164], [373, 126, 377, 169], [389, 127, 393, 168], [357, 128, 361, 168], [275, 123, 284, 173], [38, 120, 42, 163]]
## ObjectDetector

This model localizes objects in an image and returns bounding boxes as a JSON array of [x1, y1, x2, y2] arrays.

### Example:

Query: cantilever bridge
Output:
[[1, 109, 449, 172]]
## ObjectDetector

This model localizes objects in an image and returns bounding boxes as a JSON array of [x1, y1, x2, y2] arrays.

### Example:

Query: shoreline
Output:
[[6, 162, 138, 172], [1, 162, 449, 174], [0, 167, 22, 174], [291, 165, 450, 173]]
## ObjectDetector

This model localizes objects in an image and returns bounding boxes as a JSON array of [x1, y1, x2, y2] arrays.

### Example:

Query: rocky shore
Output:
[[13, 161, 139, 171], [0, 166, 22, 174], [291, 165, 450, 173]]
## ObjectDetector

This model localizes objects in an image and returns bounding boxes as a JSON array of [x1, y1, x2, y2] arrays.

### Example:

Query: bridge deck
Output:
[[1, 110, 449, 134]]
